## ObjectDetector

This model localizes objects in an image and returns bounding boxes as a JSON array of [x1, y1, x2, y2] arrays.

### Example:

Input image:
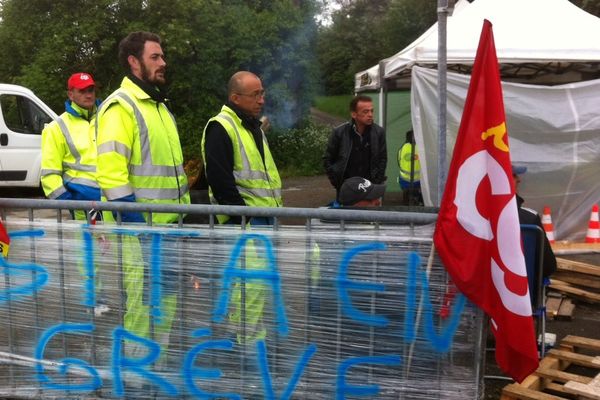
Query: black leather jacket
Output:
[[517, 194, 557, 279], [322, 121, 387, 189]]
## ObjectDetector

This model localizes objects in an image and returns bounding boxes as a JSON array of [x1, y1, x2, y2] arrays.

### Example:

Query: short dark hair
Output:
[[118, 31, 161, 71], [349, 95, 373, 112]]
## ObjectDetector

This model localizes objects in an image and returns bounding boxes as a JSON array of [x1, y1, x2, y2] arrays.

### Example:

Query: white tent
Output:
[[354, 0, 600, 240], [384, 0, 600, 85], [412, 66, 600, 241], [354, 0, 470, 92]]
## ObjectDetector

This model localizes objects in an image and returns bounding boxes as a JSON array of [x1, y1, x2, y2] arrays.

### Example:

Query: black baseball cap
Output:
[[512, 164, 527, 175], [339, 177, 386, 206]]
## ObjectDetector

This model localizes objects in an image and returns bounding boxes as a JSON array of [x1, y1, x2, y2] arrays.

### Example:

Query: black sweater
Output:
[[203, 102, 265, 209]]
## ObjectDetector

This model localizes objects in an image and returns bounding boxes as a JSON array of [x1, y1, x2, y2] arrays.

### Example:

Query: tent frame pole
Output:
[[437, 0, 453, 206], [378, 60, 387, 129]]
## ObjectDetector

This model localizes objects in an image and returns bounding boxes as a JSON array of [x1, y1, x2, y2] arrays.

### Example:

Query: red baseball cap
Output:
[[67, 72, 95, 90]]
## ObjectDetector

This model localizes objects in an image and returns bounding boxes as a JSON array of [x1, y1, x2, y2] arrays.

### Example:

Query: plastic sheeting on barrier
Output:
[[0, 219, 483, 399]]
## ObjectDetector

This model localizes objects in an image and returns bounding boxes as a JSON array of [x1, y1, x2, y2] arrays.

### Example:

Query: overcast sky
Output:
[[315, 0, 342, 26]]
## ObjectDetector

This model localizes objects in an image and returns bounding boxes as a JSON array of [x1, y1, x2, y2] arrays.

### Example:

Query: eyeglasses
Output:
[[236, 90, 266, 100]]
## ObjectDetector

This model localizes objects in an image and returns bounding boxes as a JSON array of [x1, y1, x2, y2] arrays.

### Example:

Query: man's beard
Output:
[[141, 61, 165, 85]]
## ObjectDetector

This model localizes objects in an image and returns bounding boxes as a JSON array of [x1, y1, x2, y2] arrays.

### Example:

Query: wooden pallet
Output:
[[552, 242, 600, 254], [550, 258, 600, 305], [501, 335, 600, 399], [546, 291, 576, 321]]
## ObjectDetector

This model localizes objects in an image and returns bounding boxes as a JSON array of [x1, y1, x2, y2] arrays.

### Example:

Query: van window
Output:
[[0, 94, 53, 135]]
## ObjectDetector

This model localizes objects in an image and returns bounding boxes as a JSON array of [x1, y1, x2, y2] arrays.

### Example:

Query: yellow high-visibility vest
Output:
[[96, 77, 190, 224], [398, 142, 421, 182], [202, 105, 282, 224], [41, 104, 99, 200]]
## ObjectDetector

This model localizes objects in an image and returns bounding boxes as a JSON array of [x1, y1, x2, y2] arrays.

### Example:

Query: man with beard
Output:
[[95, 31, 189, 383], [96, 31, 189, 222]]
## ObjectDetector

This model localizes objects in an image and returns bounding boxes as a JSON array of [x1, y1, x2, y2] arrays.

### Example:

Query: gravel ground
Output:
[[282, 174, 404, 208]]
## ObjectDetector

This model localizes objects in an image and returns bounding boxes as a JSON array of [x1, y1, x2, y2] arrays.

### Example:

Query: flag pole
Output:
[[404, 243, 436, 376], [436, 0, 453, 206], [405, 0, 455, 376]]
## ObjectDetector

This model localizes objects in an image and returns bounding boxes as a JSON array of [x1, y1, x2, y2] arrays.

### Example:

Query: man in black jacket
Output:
[[323, 95, 387, 201], [513, 165, 557, 279]]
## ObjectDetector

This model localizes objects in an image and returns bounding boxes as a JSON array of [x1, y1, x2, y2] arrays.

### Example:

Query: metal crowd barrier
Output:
[[0, 198, 484, 399]]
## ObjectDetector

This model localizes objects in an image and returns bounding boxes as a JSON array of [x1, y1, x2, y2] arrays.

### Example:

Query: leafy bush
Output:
[[268, 121, 330, 177]]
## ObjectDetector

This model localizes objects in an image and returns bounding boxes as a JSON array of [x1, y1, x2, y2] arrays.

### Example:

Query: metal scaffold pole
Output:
[[437, 0, 454, 206]]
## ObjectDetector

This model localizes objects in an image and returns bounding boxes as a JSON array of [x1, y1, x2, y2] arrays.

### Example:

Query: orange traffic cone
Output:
[[541, 206, 555, 244], [585, 204, 600, 243]]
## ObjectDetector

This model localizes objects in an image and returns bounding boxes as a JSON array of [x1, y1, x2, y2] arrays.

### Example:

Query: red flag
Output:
[[433, 20, 538, 383], [0, 220, 9, 257]]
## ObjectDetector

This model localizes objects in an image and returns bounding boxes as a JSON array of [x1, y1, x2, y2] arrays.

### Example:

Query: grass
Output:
[[313, 95, 353, 119]]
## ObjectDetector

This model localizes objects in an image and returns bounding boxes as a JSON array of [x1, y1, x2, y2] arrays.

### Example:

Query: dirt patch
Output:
[[309, 107, 346, 127], [282, 174, 404, 209], [282, 175, 334, 208]]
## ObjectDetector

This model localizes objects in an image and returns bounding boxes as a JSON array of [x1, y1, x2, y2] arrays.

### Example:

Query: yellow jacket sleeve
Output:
[[40, 120, 68, 199]]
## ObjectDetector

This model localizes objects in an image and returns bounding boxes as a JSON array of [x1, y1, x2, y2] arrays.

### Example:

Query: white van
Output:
[[0, 84, 58, 187]]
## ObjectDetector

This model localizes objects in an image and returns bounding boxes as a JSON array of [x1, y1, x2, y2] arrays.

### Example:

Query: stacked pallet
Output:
[[501, 335, 600, 399], [545, 257, 600, 319]]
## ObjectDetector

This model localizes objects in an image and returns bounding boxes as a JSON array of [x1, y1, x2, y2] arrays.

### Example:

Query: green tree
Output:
[[316, 0, 435, 95], [0, 0, 319, 159], [0, 0, 121, 108]]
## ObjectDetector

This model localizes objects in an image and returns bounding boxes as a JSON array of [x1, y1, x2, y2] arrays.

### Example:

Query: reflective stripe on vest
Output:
[[202, 107, 281, 224], [63, 176, 99, 188], [214, 112, 281, 204], [104, 184, 183, 200], [46, 185, 68, 200], [97, 141, 131, 160], [238, 186, 282, 200], [63, 161, 95, 172], [97, 91, 188, 201], [55, 117, 99, 184], [41, 168, 63, 176], [103, 184, 135, 200]]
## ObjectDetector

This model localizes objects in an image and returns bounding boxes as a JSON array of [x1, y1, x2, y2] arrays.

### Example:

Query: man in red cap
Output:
[[41, 73, 109, 316], [41, 72, 101, 217]]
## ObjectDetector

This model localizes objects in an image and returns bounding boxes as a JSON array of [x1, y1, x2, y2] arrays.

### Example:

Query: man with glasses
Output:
[[201, 71, 282, 353], [202, 70, 282, 225], [323, 95, 387, 204]]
